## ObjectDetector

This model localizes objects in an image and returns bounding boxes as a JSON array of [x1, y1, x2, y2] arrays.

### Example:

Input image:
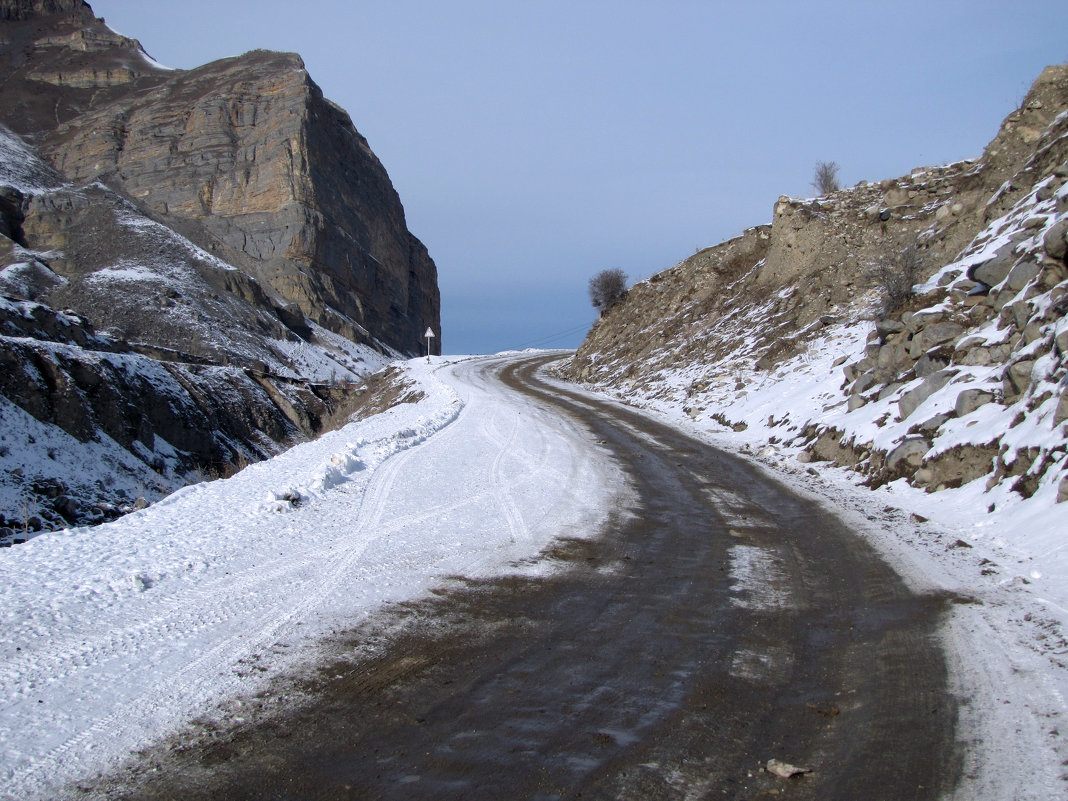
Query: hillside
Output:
[[568, 65, 1068, 534], [0, 0, 439, 537]]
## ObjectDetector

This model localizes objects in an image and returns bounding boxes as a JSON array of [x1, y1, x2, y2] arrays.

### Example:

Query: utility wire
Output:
[[511, 321, 592, 351]]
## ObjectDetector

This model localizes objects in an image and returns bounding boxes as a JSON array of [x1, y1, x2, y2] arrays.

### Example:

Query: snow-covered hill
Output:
[[561, 69, 1068, 795]]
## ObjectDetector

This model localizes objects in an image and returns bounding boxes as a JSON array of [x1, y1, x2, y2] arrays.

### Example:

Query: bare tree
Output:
[[588, 268, 628, 314], [812, 161, 841, 195], [868, 243, 923, 315]]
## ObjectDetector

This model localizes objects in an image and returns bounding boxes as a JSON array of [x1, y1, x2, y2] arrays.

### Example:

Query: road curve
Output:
[[104, 354, 961, 800]]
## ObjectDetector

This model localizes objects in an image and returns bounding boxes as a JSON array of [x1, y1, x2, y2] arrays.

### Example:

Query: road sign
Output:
[[424, 328, 435, 361]]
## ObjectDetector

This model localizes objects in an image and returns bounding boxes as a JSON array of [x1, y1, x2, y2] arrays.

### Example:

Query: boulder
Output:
[[970, 240, 1022, 288], [851, 372, 878, 396], [899, 369, 955, 420], [1006, 258, 1042, 292], [886, 437, 931, 472], [955, 388, 995, 417], [878, 382, 905, 400], [915, 412, 953, 434], [1055, 390, 1068, 426], [1044, 218, 1068, 260], [875, 318, 905, 340], [958, 346, 994, 367], [909, 322, 964, 359], [877, 343, 911, 372], [1004, 360, 1035, 396], [915, 352, 949, 378]]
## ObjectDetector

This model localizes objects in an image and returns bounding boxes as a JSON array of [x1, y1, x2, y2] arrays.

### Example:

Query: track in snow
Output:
[[91, 354, 962, 801], [0, 355, 619, 801]]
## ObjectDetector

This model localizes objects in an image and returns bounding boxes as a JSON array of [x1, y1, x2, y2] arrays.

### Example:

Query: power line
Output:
[[511, 321, 592, 351]]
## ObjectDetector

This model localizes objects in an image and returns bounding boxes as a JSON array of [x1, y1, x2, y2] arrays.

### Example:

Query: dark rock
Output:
[[1044, 218, 1068, 260], [875, 318, 905, 340], [915, 352, 949, 378], [886, 437, 930, 472], [914, 412, 953, 434], [0, 1, 93, 21], [969, 240, 1021, 287], [955, 388, 995, 417], [899, 370, 955, 420], [909, 322, 964, 359], [1006, 258, 1042, 292], [1004, 360, 1035, 396]]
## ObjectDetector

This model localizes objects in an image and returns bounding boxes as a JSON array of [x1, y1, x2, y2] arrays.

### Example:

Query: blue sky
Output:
[[93, 1, 1068, 354]]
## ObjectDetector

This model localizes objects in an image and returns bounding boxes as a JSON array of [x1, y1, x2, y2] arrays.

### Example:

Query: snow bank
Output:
[[0, 355, 624, 800]]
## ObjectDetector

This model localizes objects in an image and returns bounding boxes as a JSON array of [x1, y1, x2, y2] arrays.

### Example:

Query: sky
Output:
[[90, 0, 1068, 355]]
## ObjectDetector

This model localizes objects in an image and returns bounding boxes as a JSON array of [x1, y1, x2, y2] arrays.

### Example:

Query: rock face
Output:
[[0, 0, 440, 534], [0, 0, 438, 355], [40, 50, 439, 351], [569, 64, 1068, 505]]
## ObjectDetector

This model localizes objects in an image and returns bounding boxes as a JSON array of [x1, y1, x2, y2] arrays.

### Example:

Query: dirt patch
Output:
[[319, 366, 427, 432]]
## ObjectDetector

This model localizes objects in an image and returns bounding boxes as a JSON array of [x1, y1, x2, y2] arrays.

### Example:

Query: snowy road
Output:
[[4, 353, 1064, 800], [0, 354, 624, 801], [89, 355, 964, 801]]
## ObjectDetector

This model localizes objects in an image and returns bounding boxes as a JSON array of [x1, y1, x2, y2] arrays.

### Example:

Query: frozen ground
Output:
[[1, 351, 1065, 799], [0, 354, 625, 801]]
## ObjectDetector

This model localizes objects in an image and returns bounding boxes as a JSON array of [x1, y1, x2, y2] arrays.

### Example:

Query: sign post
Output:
[[424, 327, 435, 363]]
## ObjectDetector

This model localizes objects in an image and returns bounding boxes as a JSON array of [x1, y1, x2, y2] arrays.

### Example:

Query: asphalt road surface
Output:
[[103, 354, 960, 800]]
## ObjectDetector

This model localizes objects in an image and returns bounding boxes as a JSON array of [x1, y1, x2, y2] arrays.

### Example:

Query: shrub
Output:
[[588, 268, 628, 314], [812, 161, 841, 195], [868, 244, 923, 315]]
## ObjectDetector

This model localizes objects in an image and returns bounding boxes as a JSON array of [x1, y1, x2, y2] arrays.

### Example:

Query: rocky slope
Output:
[[0, 0, 439, 537], [568, 64, 1068, 513]]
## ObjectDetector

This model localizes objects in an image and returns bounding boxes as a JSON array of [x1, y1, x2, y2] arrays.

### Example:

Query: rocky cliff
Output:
[[1, 1, 438, 354], [0, 0, 440, 537], [569, 65, 1068, 511]]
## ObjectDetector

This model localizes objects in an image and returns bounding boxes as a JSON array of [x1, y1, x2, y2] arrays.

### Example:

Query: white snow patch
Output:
[[0, 354, 626, 799]]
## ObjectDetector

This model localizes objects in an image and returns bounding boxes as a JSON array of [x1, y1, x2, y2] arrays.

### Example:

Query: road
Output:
[[103, 354, 960, 800]]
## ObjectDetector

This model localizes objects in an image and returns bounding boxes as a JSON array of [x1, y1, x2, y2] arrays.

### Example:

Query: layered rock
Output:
[[0, 0, 441, 534], [0, 296, 363, 534], [0, 0, 438, 356]]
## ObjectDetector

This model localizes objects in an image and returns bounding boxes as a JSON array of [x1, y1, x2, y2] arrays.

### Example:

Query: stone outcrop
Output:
[[0, 296, 360, 531], [39, 50, 439, 352], [0, 0, 93, 22]]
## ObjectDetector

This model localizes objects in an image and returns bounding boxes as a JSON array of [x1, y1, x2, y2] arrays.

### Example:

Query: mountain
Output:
[[0, 0, 440, 537], [568, 65, 1068, 515]]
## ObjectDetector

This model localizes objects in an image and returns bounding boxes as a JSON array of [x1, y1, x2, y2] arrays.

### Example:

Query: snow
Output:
[[0, 393, 169, 530], [0, 128, 62, 194], [101, 23, 176, 72], [0, 355, 625, 800], [0, 343, 1065, 797]]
